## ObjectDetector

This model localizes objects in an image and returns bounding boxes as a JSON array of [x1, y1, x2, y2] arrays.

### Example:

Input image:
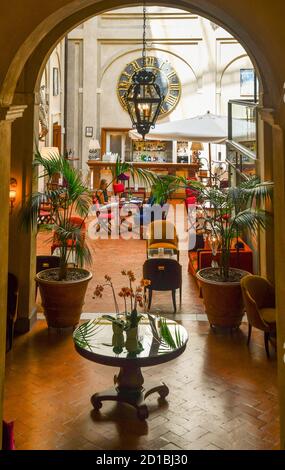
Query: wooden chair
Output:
[[6, 273, 19, 352], [241, 275, 276, 358], [37, 201, 52, 225], [143, 259, 182, 313], [147, 220, 179, 261], [50, 216, 86, 254], [93, 198, 114, 235]]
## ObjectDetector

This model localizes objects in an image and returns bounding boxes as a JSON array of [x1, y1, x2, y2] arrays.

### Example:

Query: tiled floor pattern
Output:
[[4, 320, 279, 450], [3, 228, 279, 450]]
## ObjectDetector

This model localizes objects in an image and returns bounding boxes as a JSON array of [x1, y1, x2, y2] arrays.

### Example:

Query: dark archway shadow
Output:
[[1, 0, 275, 108]]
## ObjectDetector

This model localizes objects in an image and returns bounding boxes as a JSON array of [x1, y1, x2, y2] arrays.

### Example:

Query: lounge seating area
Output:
[[188, 237, 253, 278]]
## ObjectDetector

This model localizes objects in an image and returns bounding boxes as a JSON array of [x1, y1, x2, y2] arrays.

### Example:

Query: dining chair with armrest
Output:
[[241, 275, 276, 358], [147, 220, 179, 262]]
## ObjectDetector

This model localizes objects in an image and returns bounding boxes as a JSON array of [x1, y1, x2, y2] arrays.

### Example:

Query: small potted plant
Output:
[[93, 271, 151, 354], [21, 150, 93, 328]]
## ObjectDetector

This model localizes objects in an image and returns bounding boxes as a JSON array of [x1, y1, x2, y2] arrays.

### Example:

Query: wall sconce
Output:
[[9, 178, 17, 214]]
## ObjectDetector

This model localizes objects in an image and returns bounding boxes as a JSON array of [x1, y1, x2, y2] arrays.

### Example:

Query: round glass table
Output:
[[73, 315, 188, 419]]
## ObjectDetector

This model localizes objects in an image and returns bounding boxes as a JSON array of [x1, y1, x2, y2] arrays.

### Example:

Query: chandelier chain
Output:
[[142, 3, 147, 67]]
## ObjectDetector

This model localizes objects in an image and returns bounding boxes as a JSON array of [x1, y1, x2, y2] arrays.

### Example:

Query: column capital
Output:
[[0, 104, 27, 122]]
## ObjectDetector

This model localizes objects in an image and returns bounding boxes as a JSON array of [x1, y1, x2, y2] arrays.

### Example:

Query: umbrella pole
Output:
[[208, 143, 212, 187]]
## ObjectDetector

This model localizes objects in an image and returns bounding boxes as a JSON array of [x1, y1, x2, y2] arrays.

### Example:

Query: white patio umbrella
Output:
[[129, 111, 228, 186], [128, 111, 228, 143]]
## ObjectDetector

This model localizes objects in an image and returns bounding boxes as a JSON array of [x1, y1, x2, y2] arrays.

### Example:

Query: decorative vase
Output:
[[112, 322, 125, 354], [112, 322, 123, 335], [125, 327, 140, 354]]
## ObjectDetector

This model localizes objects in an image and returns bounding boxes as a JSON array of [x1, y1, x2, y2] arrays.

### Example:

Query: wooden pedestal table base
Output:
[[73, 317, 188, 422], [91, 365, 169, 420]]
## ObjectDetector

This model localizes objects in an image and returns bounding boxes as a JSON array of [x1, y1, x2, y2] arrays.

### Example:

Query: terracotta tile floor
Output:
[[3, 229, 279, 450]]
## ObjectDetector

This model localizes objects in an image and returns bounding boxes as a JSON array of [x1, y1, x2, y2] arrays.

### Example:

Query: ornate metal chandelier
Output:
[[125, 4, 164, 139]]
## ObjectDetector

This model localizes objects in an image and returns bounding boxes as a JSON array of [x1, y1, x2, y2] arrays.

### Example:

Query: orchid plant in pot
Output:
[[93, 271, 151, 354]]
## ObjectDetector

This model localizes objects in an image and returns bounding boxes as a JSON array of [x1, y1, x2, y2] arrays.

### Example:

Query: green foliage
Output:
[[151, 175, 178, 205], [112, 157, 158, 188], [159, 317, 184, 350], [196, 176, 273, 281], [73, 319, 103, 351], [125, 308, 143, 329], [150, 172, 273, 282], [20, 149, 93, 280], [102, 314, 126, 329]]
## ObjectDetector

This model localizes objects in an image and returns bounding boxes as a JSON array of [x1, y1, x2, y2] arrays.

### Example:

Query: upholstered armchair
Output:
[[241, 275, 276, 358], [147, 220, 179, 261]]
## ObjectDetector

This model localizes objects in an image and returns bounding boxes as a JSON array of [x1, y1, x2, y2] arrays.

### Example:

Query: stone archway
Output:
[[1, 0, 285, 449]]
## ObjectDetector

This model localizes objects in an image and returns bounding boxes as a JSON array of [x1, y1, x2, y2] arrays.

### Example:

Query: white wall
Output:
[[64, 6, 255, 170], [39, 42, 64, 151]]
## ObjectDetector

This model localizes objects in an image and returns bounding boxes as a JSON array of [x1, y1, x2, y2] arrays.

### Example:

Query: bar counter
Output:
[[87, 160, 199, 190]]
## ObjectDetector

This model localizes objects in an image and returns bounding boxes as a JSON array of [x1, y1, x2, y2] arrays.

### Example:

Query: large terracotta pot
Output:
[[36, 268, 92, 328], [196, 268, 249, 328]]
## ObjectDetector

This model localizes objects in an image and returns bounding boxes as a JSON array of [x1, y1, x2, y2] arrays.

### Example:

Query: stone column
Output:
[[271, 122, 285, 450], [258, 109, 275, 282], [0, 105, 26, 447], [9, 96, 38, 333], [258, 108, 285, 448]]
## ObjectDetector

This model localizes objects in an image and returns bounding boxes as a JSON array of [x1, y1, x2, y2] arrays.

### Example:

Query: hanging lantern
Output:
[[125, 5, 164, 139]]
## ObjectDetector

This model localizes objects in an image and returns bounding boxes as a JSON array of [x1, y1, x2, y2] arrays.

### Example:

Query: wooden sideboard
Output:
[[87, 161, 199, 194]]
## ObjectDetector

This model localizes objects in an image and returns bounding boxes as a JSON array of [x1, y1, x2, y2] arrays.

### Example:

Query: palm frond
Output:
[[112, 157, 158, 188], [33, 149, 65, 178], [232, 208, 269, 233], [20, 191, 48, 230], [159, 317, 184, 350], [73, 319, 103, 351], [244, 182, 273, 207]]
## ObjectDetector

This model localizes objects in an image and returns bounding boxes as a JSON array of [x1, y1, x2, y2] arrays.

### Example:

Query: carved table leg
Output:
[[90, 365, 169, 420], [144, 382, 169, 400]]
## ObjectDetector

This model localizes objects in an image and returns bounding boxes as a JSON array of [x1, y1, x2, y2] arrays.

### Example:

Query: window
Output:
[[53, 67, 59, 96]]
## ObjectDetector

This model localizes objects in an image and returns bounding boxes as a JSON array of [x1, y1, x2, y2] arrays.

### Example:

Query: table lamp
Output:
[[191, 142, 204, 164]]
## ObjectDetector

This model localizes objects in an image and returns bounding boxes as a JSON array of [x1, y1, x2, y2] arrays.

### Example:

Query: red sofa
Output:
[[188, 238, 253, 277]]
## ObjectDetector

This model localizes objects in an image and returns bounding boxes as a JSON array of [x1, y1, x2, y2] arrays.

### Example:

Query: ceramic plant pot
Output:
[[36, 268, 92, 328], [196, 268, 249, 328]]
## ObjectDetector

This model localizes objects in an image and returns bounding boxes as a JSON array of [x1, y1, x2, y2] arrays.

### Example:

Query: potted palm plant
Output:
[[21, 150, 93, 328], [151, 174, 273, 328], [194, 177, 273, 328]]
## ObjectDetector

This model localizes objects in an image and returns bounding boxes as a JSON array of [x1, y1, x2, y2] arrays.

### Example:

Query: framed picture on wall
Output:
[[85, 126, 93, 137], [53, 67, 59, 96], [240, 69, 255, 97]]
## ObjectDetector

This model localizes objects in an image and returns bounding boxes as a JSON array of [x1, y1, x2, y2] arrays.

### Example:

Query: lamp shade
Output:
[[191, 141, 204, 151], [89, 139, 101, 150], [9, 189, 16, 200]]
